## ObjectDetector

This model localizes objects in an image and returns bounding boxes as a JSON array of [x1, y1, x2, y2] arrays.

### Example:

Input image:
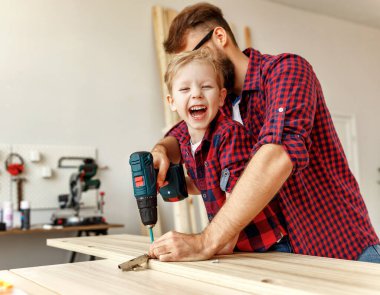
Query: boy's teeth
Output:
[[190, 106, 206, 111]]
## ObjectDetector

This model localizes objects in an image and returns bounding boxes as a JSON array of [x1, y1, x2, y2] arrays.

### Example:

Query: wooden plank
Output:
[[0, 270, 55, 295], [47, 234, 380, 294], [233, 252, 380, 273], [165, 256, 379, 294], [11, 259, 249, 295], [152, 5, 179, 128], [152, 5, 199, 235], [244, 26, 252, 48]]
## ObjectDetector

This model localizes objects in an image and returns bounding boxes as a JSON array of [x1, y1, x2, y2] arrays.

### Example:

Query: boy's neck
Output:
[[189, 130, 205, 145]]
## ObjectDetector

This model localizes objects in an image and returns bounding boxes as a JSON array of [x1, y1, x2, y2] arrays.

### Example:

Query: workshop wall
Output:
[[0, 0, 379, 268]]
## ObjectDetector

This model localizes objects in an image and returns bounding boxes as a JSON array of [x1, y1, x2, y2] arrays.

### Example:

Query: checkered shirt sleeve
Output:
[[251, 54, 316, 175]]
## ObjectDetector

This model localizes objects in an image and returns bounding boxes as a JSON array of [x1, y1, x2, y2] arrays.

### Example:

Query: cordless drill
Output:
[[129, 151, 188, 241]]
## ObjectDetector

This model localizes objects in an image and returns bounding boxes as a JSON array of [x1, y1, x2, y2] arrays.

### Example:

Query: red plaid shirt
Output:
[[168, 112, 287, 252], [219, 48, 377, 260]]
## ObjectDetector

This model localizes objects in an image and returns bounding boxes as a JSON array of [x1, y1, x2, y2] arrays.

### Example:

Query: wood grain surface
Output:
[[0, 270, 55, 295], [47, 234, 380, 294], [12, 259, 248, 295]]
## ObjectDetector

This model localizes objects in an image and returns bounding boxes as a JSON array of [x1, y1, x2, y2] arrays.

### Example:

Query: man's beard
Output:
[[217, 51, 235, 94]]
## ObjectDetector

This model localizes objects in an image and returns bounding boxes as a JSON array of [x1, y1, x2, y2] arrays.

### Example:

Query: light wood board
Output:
[[0, 270, 55, 295], [244, 26, 252, 48], [11, 259, 248, 295], [47, 234, 380, 294]]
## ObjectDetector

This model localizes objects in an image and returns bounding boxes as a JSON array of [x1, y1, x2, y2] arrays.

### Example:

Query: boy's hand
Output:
[[148, 231, 214, 261], [151, 144, 170, 187]]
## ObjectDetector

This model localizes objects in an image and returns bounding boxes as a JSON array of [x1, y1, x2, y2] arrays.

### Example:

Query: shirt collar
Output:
[[177, 111, 224, 149], [177, 123, 191, 146], [202, 111, 223, 144], [242, 48, 262, 92], [232, 96, 241, 106]]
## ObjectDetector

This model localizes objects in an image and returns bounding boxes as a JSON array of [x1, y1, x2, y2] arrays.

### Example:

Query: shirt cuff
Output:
[[251, 133, 310, 175]]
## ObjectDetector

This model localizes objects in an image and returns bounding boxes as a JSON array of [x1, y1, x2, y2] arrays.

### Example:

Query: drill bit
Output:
[[149, 226, 154, 243]]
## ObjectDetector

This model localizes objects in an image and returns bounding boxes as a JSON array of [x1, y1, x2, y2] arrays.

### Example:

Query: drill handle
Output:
[[159, 164, 188, 202]]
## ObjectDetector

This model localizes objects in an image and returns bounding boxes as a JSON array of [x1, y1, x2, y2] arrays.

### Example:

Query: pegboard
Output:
[[0, 144, 98, 210], [0, 144, 12, 204]]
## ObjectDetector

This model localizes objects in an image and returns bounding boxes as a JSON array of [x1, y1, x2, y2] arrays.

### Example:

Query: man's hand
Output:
[[216, 233, 239, 255], [148, 231, 214, 262]]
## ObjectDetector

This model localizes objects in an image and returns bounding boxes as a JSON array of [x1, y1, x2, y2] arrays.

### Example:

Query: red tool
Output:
[[5, 153, 24, 176], [5, 153, 26, 211]]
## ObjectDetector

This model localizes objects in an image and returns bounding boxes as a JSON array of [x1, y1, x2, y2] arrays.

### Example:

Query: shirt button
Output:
[[204, 161, 208, 167], [278, 107, 284, 113]]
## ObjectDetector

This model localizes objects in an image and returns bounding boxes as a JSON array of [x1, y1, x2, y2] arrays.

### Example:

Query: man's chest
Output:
[[223, 91, 265, 140]]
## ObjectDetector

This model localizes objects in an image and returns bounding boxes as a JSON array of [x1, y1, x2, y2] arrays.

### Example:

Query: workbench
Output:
[[0, 224, 124, 266], [0, 223, 124, 236], [2, 234, 380, 294]]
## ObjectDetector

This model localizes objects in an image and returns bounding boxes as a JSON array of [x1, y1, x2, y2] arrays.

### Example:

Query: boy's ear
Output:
[[219, 88, 227, 107], [166, 95, 177, 111]]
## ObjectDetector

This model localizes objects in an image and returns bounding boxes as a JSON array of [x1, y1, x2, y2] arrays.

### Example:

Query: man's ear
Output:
[[213, 27, 228, 49], [219, 88, 227, 107], [166, 95, 177, 111]]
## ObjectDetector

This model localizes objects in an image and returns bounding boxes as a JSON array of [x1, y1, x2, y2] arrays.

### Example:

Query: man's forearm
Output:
[[202, 144, 293, 253], [152, 136, 181, 164]]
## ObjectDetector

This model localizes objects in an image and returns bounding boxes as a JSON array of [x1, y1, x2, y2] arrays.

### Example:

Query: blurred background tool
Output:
[[52, 157, 104, 226], [5, 153, 26, 211]]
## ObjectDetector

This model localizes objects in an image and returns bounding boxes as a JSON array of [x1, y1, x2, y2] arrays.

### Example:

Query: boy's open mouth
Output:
[[189, 105, 207, 118]]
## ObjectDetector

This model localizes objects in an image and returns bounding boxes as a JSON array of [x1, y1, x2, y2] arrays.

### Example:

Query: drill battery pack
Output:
[[159, 164, 188, 202]]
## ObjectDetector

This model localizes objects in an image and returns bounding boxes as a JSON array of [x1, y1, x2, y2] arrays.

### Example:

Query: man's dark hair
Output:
[[164, 2, 238, 53]]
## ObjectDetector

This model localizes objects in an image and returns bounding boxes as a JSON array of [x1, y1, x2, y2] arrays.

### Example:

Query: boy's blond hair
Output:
[[165, 48, 224, 94]]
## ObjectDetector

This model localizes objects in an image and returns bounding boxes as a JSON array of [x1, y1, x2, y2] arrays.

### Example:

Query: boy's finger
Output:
[[157, 160, 169, 187]]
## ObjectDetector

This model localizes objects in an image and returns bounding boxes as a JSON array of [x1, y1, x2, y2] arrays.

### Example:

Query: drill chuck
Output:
[[136, 195, 157, 227]]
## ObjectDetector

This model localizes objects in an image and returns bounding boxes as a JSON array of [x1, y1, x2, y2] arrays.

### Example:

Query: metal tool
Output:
[[129, 151, 188, 242], [5, 153, 26, 211], [118, 254, 151, 271], [52, 157, 103, 226], [12, 177, 26, 211]]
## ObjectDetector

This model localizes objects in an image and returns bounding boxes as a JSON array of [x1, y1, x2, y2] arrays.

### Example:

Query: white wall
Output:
[[0, 0, 379, 268]]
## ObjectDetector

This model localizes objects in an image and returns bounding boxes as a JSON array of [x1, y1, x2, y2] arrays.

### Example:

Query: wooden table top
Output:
[[45, 234, 380, 294], [11, 259, 248, 295], [0, 223, 124, 236], [0, 270, 55, 295]]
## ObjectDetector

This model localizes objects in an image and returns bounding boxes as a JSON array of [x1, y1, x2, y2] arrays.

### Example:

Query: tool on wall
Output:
[[129, 151, 188, 242], [52, 157, 104, 226], [98, 191, 105, 214], [5, 153, 26, 211], [5, 153, 24, 176]]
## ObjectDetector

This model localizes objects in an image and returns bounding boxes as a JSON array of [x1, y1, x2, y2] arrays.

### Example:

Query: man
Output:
[[148, 2, 380, 262]]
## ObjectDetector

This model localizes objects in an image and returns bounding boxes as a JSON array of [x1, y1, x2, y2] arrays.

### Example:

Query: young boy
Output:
[[162, 48, 287, 257]]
